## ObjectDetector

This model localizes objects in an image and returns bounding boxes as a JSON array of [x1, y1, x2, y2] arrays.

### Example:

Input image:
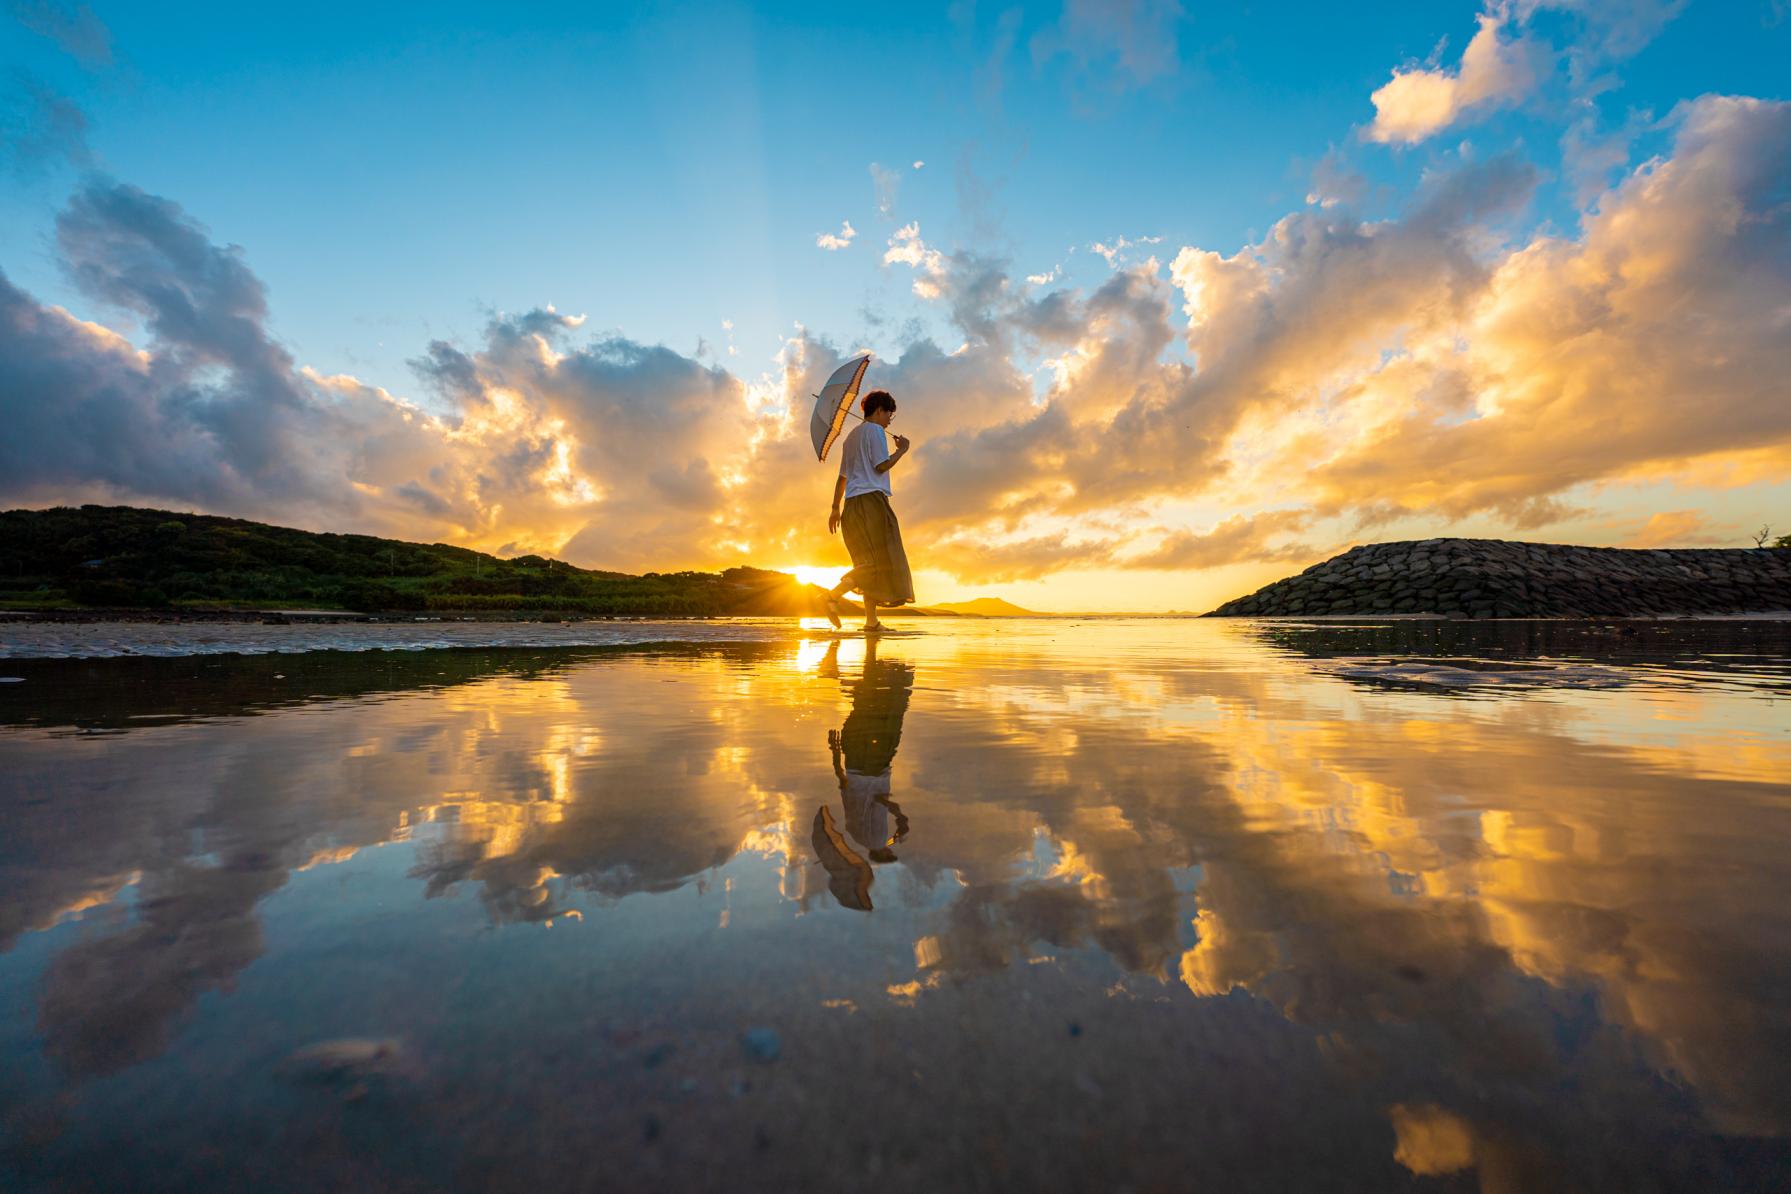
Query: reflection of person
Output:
[[824, 390, 915, 633], [812, 642, 913, 911]]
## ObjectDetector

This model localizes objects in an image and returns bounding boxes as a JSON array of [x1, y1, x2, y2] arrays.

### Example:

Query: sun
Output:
[[791, 565, 849, 589]]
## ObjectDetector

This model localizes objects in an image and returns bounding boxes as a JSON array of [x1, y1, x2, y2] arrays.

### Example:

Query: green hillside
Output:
[[0, 505, 840, 617]]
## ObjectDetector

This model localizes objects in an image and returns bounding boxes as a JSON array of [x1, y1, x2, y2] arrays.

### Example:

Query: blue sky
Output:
[[3, 1, 1790, 608], [7, 1, 1778, 389]]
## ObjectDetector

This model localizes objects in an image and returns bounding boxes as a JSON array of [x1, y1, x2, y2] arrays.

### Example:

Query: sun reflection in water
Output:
[[3, 618, 1790, 1185]]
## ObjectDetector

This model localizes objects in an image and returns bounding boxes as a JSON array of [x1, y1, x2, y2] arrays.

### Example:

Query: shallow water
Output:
[[2, 619, 1790, 1192], [0, 615, 814, 659]]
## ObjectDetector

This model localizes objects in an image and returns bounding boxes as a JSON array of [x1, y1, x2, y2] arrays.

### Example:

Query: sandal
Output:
[[823, 597, 844, 629]]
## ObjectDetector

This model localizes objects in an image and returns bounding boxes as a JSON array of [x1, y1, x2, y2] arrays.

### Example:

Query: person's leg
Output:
[[863, 596, 881, 631], [823, 571, 857, 628]]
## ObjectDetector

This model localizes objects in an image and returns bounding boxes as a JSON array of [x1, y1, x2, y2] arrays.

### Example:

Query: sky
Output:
[[1, 0, 1789, 611]]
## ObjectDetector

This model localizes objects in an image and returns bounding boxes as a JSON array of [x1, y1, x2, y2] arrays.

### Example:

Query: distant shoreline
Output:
[[5, 609, 1789, 635], [0, 606, 1038, 625]]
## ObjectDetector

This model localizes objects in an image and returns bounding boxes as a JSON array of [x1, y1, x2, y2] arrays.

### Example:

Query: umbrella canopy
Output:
[[809, 354, 871, 461]]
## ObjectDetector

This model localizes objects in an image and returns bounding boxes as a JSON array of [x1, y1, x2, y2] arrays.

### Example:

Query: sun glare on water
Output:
[[791, 565, 849, 589]]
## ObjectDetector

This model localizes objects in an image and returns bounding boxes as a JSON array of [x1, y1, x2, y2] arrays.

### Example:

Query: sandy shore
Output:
[[5, 611, 1789, 660], [0, 618, 814, 660]]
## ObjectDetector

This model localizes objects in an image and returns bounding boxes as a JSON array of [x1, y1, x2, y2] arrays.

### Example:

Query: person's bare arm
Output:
[[828, 475, 847, 534], [874, 434, 911, 475]]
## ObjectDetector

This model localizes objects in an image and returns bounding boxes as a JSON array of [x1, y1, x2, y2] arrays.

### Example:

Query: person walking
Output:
[[824, 390, 914, 631], [811, 638, 914, 911]]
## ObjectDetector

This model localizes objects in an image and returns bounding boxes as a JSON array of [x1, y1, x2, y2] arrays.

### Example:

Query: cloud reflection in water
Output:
[[2, 619, 1789, 1188]]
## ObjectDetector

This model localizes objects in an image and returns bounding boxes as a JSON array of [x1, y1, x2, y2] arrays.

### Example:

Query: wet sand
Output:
[[3, 619, 1789, 1191], [0, 617, 811, 660]]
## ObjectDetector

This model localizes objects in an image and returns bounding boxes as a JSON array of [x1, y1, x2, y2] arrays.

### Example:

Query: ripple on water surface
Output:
[[2, 618, 1789, 1191]]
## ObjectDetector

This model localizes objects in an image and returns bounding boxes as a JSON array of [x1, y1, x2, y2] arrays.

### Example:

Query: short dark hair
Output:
[[861, 390, 896, 417]]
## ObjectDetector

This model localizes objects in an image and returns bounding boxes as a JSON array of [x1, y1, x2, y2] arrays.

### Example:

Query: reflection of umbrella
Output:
[[812, 806, 873, 911], [809, 354, 871, 461]]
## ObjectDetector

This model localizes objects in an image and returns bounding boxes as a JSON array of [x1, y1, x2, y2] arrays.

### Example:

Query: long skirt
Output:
[[840, 492, 915, 606], [841, 658, 914, 776]]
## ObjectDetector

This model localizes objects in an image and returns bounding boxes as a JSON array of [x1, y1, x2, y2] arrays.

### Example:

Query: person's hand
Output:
[[892, 433, 910, 453], [828, 509, 841, 534]]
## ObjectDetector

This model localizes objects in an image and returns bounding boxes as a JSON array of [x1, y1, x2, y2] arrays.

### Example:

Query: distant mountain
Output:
[[926, 597, 1037, 616], [0, 504, 849, 617]]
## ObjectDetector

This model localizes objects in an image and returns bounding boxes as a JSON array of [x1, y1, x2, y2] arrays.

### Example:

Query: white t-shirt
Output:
[[839, 422, 892, 499]]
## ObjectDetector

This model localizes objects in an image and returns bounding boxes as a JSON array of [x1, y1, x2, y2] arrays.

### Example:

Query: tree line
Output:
[[0, 505, 807, 615]]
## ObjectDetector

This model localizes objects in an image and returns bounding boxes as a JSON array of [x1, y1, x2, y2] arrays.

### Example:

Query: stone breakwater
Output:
[[1206, 540, 1791, 618]]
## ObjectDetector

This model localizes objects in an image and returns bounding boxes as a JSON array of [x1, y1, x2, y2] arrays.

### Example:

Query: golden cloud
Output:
[[4, 95, 1788, 595]]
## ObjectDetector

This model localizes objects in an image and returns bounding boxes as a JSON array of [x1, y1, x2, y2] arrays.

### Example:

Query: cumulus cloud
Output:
[[1299, 97, 1791, 524], [883, 222, 948, 298], [0, 179, 756, 567], [3, 92, 1787, 595], [1366, 1, 1684, 145], [815, 220, 855, 250], [0, 180, 346, 511], [1367, 6, 1542, 144], [859, 96, 1790, 581]]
